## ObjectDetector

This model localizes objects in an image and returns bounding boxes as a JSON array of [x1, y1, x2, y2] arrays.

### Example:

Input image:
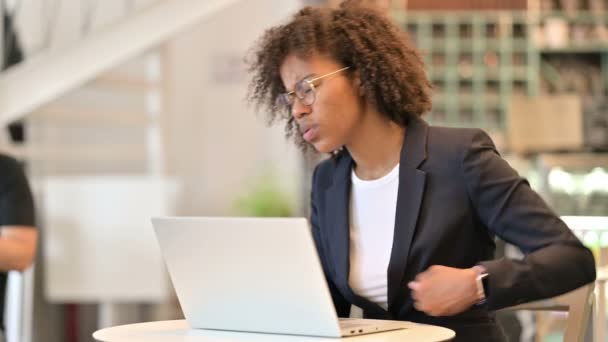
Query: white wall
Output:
[[164, 0, 304, 216]]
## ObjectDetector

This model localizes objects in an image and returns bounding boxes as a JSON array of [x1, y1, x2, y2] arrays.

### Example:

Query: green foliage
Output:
[[234, 172, 294, 217]]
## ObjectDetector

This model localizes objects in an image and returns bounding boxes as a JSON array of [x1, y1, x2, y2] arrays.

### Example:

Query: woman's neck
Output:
[[347, 113, 406, 181]]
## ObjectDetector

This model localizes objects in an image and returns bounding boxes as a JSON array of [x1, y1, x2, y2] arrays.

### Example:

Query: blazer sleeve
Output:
[[462, 130, 596, 310], [310, 164, 351, 317]]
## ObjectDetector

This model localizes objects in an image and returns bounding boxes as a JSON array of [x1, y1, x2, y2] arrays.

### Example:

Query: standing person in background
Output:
[[246, 1, 596, 341], [0, 153, 37, 340]]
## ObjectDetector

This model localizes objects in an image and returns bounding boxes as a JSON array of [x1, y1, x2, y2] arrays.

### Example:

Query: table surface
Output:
[[93, 319, 455, 342]]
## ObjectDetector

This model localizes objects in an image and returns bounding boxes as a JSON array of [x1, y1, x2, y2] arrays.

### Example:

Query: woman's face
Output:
[[279, 53, 364, 153]]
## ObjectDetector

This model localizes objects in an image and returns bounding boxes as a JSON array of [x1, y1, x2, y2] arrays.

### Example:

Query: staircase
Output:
[[0, 0, 241, 129]]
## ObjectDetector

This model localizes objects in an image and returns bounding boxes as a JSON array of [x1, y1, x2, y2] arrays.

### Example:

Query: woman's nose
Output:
[[291, 97, 311, 120]]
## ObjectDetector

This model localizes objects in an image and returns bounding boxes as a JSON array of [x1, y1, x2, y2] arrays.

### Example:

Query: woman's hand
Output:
[[407, 265, 480, 316]]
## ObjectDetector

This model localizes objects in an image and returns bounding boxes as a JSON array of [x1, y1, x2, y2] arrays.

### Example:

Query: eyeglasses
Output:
[[277, 66, 350, 110]]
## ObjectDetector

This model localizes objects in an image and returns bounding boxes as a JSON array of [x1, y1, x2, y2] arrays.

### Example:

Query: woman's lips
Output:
[[303, 126, 318, 142]]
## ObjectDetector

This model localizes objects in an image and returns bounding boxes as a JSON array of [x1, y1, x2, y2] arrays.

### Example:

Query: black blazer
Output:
[[310, 117, 596, 341]]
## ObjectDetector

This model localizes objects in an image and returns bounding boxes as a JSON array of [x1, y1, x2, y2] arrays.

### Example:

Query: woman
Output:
[[246, 1, 595, 340]]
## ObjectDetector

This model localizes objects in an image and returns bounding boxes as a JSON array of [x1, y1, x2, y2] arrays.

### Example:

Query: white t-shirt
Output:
[[348, 163, 399, 310]]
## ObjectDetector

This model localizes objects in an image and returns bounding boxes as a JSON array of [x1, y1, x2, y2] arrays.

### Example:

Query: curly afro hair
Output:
[[246, 0, 432, 150]]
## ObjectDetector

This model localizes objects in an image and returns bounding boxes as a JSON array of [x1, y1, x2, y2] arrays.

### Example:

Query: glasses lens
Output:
[[295, 80, 315, 106]]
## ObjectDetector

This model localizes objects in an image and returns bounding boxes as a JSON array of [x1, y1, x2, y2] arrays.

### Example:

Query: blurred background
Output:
[[0, 0, 606, 341]]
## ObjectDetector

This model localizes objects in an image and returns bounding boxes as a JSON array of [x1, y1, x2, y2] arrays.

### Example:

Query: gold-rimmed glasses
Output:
[[277, 66, 350, 110]]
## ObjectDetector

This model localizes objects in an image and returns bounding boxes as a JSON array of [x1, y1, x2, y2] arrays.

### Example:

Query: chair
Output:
[[561, 216, 608, 342], [4, 267, 35, 342], [594, 267, 608, 342], [500, 283, 595, 342]]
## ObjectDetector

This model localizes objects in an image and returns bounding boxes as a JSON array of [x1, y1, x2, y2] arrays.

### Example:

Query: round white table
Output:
[[93, 320, 455, 342]]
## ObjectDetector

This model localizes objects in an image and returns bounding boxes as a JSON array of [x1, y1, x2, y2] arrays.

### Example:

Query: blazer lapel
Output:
[[387, 117, 428, 311], [324, 153, 353, 291]]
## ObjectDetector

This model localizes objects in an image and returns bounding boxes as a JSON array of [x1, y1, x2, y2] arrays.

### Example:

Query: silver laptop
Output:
[[152, 216, 406, 337]]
